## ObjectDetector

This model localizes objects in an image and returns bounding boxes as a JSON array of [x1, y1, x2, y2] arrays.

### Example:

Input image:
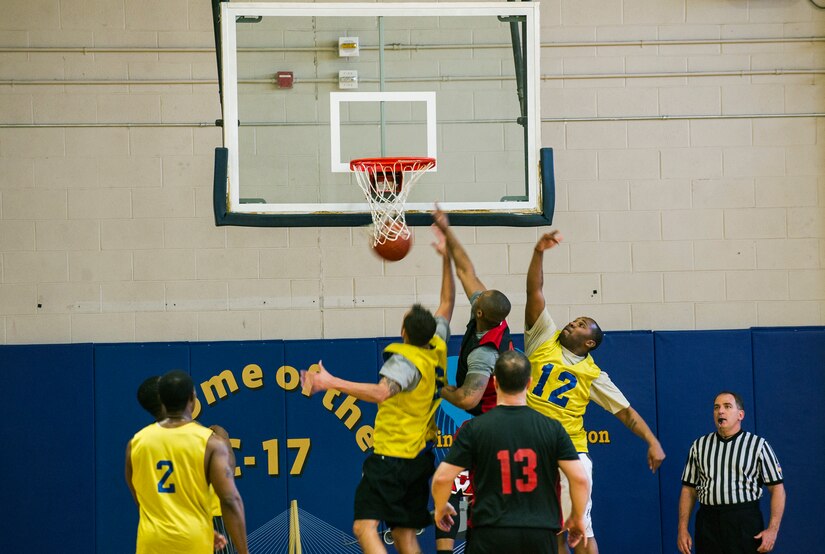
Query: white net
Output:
[[350, 157, 435, 245]]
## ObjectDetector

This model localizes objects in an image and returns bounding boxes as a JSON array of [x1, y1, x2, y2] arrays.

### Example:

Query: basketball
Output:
[[372, 227, 413, 262]]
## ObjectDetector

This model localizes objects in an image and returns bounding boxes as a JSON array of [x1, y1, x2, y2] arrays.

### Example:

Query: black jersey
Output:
[[444, 405, 578, 530]]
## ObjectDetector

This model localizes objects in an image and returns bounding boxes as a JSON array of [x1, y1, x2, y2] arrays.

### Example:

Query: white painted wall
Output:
[[0, 0, 823, 343]]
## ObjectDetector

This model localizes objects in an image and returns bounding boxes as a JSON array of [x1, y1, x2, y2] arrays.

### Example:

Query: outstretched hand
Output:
[[431, 224, 448, 257], [432, 203, 450, 233], [300, 360, 332, 396], [535, 230, 563, 252]]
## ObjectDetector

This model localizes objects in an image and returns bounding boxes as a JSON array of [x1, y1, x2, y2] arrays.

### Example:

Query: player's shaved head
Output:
[[477, 290, 511, 327], [586, 318, 603, 350], [158, 370, 195, 413]]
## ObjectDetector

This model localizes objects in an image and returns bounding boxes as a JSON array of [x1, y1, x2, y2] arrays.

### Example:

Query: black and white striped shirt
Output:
[[681, 430, 784, 506]]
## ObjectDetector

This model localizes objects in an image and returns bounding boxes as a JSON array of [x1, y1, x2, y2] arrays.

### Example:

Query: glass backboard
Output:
[[212, 1, 554, 226]]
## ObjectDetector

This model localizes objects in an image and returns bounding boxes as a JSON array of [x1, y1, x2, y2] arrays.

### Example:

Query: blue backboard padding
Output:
[[284, 339, 379, 543], [93, 342, 191, 554], [752, 327, 825, 553], [190, 341, 288, 533], [0, 344, 94, 554], [583, 331, 662, 554], [655, 330, 754, 554]]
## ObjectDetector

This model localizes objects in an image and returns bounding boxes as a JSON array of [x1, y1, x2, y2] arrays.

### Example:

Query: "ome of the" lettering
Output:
[[192, 363, 374, 452]]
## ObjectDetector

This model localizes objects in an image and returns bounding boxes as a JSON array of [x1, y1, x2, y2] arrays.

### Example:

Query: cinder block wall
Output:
[[0, 0, 823, 344]]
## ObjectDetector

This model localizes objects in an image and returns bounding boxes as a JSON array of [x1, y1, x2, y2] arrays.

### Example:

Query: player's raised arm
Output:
[[526, 231, 562, 328], [432, 204, 486, 299], [432, 225, 455, 323], [208, 434, 249, 554]]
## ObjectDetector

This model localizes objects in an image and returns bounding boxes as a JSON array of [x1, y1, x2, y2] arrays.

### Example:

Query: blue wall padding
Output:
[[0, 344, 95, 554], [584, 331, 662, 554], [752, 327, 825, 553], [655, 330, 755, 553], [1, 327, 823, 554], [190, 341, 288, 534], [93, 342, 192, 554], [284, 339, 379, 545]]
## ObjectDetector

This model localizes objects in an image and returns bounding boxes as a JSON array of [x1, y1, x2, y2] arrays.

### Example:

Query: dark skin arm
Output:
[[613, 406, 666, 472], [433, 205, 486, 300], [208, 425, 235, 549], [440, 372, 489, 410], [209, 424, 236, 468], [207, 434, 249, 554], [526, 231, 562, 328]]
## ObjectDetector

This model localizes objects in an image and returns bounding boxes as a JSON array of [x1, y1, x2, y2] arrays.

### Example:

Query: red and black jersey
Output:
[[456, 318, 513, 416]]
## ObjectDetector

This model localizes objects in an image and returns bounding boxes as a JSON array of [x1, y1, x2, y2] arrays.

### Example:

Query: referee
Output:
[[677, 391, 786, 554]]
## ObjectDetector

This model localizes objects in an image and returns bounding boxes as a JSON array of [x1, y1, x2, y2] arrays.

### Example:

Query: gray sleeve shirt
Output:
[[379, 315, 451, 392]]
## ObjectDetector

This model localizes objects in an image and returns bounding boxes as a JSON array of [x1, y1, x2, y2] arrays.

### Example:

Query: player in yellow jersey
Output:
[[524, 231, 666, 554], [126, 370, 249, 554], [301, 233, 455, 554], [135, 376, 236, 553]]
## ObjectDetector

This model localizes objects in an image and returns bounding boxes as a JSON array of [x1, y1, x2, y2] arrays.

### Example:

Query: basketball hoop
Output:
[[350, 157, 436, 245]]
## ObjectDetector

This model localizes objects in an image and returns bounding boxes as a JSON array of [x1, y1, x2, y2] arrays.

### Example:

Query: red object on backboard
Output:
[[276, 71, 293, 88]]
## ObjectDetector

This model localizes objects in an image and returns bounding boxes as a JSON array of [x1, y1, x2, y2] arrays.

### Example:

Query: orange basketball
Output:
[[372, 227, 412, 262]]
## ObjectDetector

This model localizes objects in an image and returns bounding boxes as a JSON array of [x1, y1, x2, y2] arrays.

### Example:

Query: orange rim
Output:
[[350, 157, 436, 172]]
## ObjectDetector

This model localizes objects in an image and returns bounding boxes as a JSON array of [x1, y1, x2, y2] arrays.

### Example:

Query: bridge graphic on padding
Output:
[[248, 500, 362, 553]]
